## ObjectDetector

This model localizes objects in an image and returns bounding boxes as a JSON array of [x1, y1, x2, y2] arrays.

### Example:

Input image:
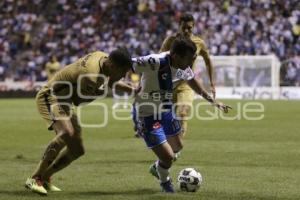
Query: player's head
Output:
[[108, 47, 132, 79], [50, 55, 57, 62], [170, 38, 197, 69], [178, 13, 195, 38]]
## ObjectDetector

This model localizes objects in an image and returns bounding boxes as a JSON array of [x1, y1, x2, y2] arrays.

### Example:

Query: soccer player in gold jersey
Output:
[[45, 55, 61, 80], [160, 13, 216, 139], [25, 48, 136, 195]]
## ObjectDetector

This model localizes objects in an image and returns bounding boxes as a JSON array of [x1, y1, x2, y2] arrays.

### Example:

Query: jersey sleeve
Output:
[[195, 36, 209, 56], [159, 35, 178, 53], [132, 54, 161, 73]]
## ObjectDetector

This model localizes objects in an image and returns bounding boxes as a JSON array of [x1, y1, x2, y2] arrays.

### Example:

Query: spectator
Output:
[[45, 55, 60, 80], [0, 0, 299, 82]]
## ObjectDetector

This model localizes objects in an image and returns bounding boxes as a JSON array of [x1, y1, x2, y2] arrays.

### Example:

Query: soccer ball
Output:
[[177, 168, 203, 192]]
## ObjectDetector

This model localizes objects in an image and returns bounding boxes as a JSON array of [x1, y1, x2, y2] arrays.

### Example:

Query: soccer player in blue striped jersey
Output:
[[132, 38, 231, 193]]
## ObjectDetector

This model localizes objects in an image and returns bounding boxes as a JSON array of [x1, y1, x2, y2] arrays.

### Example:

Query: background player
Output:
[[160, 13, 215, 139], [132, 38, 231, 193], [25, 48, 136, 195], [45, 55, 61, 81]]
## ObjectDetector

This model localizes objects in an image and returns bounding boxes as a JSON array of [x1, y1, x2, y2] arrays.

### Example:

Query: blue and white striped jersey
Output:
[[132, 52, 195, 117]]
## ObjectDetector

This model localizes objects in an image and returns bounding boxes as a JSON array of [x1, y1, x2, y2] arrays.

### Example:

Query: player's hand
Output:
[[210, 84, 216, 99], [215, 102, 232, 113]]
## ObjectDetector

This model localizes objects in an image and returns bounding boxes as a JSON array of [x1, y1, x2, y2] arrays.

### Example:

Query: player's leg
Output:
[[148, 122, 183, 186], [26, 97, 83, 194], [177, 105, 189, 137], [42, 113, 84, 181], [162, 110, 183, 161], [167, 134, 183, 161], [151, 142, 175, 193], [28, 118, 79, 193], [174, 88, 194, 138], [31, 102, 75, 178], [132, 102, 141, 138], [26, 93, 67, 195], [137, 115, 175, 192], [149, 111, 182, 180], [31, 134, 66, 179]]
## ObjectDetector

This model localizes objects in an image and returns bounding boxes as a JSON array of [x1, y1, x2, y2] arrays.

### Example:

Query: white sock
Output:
[[155, 161, 170, 183]]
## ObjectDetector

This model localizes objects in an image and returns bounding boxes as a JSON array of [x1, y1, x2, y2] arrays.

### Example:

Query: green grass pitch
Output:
[[0, 98, 299, 200]]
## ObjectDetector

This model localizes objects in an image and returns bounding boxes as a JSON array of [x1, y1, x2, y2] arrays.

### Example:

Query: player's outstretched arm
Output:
[[199, 44, 216, 99], [187, 78, 232, 113], [201, 51, 216, 99]]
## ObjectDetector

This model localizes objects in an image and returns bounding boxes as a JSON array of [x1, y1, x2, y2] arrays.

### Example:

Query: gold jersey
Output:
[[39, 51, 108, 106], [45, 61, 60, 80]]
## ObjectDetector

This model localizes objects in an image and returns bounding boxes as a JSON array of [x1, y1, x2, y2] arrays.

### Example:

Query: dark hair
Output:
[[179, 13, 194, 24], [109, 47, 132, 70], [170, 38, 197, 57]]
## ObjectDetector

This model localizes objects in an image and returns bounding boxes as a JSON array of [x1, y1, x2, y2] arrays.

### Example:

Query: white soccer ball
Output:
[[177, 168, 203, 192]]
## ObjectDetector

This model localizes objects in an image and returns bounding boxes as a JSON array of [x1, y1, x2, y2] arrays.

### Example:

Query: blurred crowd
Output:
[[0, 0, 299, 84]]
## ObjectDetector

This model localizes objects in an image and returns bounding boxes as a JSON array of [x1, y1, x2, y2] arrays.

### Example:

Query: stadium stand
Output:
[[0, 0, 299, 83]]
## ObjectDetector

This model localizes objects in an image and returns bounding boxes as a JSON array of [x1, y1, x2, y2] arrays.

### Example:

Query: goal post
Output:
[[195, 55, 280, 88], [194, 55, 285, 99]]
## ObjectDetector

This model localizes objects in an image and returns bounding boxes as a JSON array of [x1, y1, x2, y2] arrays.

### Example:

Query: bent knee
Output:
[[178, 108, 190, 119], [177, 143, 183, 151], [75, 147, 85, 158], [65, 128, 76, 137], [70, 145, 85, 159], [177, 105, 191, 116], [161, 154, 174, 167], [59, 134, 84, 158], [173, 142, 183, 153], [57, 127, 76, 139]]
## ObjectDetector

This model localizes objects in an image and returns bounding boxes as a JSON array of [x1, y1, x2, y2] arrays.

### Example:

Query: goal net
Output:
[[194, 55, 282, 99]]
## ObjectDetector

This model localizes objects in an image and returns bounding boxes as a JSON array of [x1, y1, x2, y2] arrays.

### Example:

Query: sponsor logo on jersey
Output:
[[152, 122, 161, 129], [175, 67, 195, 80]]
